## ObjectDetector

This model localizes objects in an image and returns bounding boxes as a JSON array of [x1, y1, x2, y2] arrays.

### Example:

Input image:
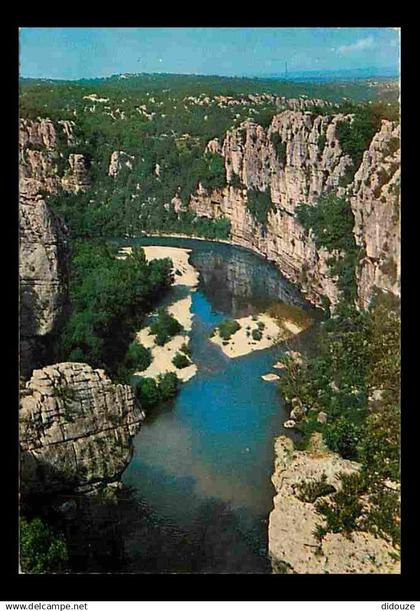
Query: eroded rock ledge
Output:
[[20, 363, 145, 495], [268, 434, 400, 574]]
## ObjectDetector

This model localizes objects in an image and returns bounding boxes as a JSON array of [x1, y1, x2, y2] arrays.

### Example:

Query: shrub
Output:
[[296, 193, 359, 300], [338, 165, 356, 187], [218, 319, 240, 340], [251, 328, 263, 341], [386, 136, 400, 157], [296, 193, 355, 254], [271, 132, 287, 165], [52, 385, 77, 403], [172, 352, 191, 369], [229, 172, 245, 188], [314, 472, 365, 540], [150, 308, 183, 345], [296, 473, 336, 503], [254, 108, 276, 128], [179, 342, 192, 357], [124, 341, 151, 372], [199, 152, 226, 190], [20, 517, 68, 574], [318, 134, 327, 152], [135, 377, 161, 409], [324, 416, 361, 460], [246, 189, 274, 225], [335, 104, 387, 167], [157, 372, 179, 400]]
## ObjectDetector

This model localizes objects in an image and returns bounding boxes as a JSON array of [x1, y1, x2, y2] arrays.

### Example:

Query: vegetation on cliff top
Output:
[[24, 76, 398, 244], [335, 101, 399, 175]]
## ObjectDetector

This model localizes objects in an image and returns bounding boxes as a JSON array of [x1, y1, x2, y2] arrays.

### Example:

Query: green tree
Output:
[[158, 372, 179, 400], [172, 352, 191, 369], [296, 193, 360, 300], [20, 517, 68, 574], [150, 309, 183, 346], [218, 319, 240, 340], [135, 377, 161, 410], [124, 341, 152, 372]]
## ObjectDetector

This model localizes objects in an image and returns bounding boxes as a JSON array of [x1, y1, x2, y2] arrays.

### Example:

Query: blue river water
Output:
[[118, 237, 321, 573]]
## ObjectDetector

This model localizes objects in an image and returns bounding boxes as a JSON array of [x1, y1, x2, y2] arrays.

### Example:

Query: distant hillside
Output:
[[19, 71, 399, 104], [255, 66, 399, 81]]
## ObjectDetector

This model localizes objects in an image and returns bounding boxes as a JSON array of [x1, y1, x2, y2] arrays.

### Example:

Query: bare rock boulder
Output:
[[20, 363, 145, 495]]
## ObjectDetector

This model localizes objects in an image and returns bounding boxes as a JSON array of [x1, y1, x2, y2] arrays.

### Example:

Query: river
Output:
[[62, 237, 320, 573], [103, 237, 319, 574]]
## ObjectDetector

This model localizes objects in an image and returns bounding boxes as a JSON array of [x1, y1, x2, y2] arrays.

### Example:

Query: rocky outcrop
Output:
[[108, 150, 135, 178], [20, 363, 145, 495], [20, 118, 91, 194], [19, 118, 93, 376], [349, 121, 400, 308], [190, 244, 308, 315], [171, 193, 187, 214], [19, 118, 59, 150], [268, 434, 400, 574], [19, 119, 64, 194], [189, 111, 400, 309], [19, 180, 69, 378], [61, 153, 91, 193]]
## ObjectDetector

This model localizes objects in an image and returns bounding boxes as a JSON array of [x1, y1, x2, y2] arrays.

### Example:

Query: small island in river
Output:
[[120, 245, 199, 382]]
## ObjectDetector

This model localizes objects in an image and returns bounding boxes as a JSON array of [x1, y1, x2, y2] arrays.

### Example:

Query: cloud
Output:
[[337, 36, 376, 55]]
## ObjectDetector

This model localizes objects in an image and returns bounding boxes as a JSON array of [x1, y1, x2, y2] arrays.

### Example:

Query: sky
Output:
[[19, 27, 400, 80]]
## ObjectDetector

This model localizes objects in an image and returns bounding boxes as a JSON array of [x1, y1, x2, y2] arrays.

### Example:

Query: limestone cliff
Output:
[[189, 111, 400, 308], [268, 434, 400, 574], [20, 363, 145, 495], [19, 119, 91, 376], [19, 180, 69, 377], [350, 121, 400, 308], [61, 153, 91, 193], [19, 118, 91, 194]]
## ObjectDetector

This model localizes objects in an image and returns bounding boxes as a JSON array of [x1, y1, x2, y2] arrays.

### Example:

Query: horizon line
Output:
[[19, 66, 400, 83]]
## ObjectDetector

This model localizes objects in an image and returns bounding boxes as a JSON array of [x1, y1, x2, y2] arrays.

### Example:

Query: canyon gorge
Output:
[[18, 86, 400, 574]]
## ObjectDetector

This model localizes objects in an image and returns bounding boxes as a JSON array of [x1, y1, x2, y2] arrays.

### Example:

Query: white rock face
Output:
[[19, 118, 92, 375], [189, 111, 400, 309], [108, 150, 135, 177], [19, 180, 69, 377], [349, 121, 400, 307], [19, 118, 90, 194], [62, 153, 91, 193]]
